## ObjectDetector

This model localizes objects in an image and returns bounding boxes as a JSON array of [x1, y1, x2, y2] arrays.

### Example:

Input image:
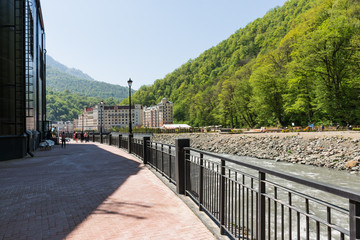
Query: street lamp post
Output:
[[82, 113, 84, 133], [128, 78, 133, 153], [100, 100, 104, 143]]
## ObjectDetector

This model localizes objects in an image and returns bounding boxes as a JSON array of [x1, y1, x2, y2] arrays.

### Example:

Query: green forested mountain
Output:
[[124, 0, 360, 127], [46, 56, 133, 101], [46, 56, 134, 121], [47, 55, 95, 81], [46, 89, 120, 122]]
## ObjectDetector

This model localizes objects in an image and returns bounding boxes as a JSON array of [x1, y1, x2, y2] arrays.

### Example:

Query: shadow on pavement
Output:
[[0, 143, 142, 239]]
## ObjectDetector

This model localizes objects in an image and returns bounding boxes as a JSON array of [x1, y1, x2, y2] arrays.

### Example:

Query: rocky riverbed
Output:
[[151, 131, 360, 175]]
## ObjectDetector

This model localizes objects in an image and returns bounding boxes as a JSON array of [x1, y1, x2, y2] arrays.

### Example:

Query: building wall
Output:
[[77, 104, 143, 132], [143, 98, 173, 128], [0, 0, 46, 160]]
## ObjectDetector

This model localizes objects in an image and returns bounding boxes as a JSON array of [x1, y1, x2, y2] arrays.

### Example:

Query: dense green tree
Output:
[[46, 88, 120, 121], [233, 64, 257, 127], [119, 0, 360, 128], [46, 65, 133, 101], [291, 0, 360, 124], [250, 48, 290, 126]]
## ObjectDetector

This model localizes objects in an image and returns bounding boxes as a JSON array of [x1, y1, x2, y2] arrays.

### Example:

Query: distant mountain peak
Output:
[[46, 55, 95, 81], [46, 56, 134, 101]]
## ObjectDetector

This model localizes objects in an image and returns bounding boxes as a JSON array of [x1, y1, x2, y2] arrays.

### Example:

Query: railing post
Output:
[[161, 144, 164, 175], [109, 134, 112, 145], [219, 159, 225, 235], [143, 137, 150, 164], [100, 133, 103, 144], [155, 143, 158, 170], [92, 133, 95, 142], [175, 138, 190, 195], [128, 134, 133, 153], [168, 146, 172, 182], [350, 199, 360, 240], [258, 171, 266, 240], [199, 153, 204, 211], [118, 135, 122, 148], [185, 151, 191, 195]]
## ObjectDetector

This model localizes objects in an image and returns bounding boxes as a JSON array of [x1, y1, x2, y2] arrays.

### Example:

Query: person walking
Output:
[[61, 131, 66, 148], [80, 132, 84, 143], [84, 132, 89, 142]]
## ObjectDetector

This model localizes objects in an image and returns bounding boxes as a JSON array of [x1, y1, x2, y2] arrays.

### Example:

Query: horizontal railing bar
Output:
[[263, 194, 349, 235], [149, 141, 175, 149], [185, 147, 360, 202], [223, 165, 259, 180], [189, 154, 259, 180], [223, 176, 257, 192], [263, 180, 349, 214]]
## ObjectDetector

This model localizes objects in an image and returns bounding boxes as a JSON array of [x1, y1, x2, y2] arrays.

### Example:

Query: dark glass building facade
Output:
[[0, 0, 46, 160]]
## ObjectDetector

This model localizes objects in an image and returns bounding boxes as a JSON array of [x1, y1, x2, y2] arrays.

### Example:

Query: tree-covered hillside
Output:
[[124, 0, 360, 127], [46, 65, 133, 101], [47, 55, 95, 81], [46, 56, 134, 101], [46, 56, 132, 121], [46, 89, 120, 121]]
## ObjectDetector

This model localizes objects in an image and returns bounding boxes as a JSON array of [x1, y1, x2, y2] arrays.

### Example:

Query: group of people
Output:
[[58, 131, 91, 148], [72, 131, 90, 143]]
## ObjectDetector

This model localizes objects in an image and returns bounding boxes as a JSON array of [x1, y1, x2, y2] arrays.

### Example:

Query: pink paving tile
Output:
[[0, 141, 217, 240]]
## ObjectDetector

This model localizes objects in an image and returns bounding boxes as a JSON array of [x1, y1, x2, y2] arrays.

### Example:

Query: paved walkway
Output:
[[0, 141, 216, 240]]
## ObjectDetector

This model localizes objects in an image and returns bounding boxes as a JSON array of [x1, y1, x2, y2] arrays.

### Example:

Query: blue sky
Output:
[[41, 0, 287, 90]]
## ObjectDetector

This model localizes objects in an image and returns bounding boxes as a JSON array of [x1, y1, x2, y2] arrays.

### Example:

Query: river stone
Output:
[[345, 160, 358, 169], [151, 133, 360, 174]]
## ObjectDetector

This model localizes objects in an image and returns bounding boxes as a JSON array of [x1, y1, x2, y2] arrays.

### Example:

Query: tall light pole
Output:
[[82, 113, 84, 133], [128, 78, 133, 135], [128, 78, 133, 153], [99, 101, 104, 143]]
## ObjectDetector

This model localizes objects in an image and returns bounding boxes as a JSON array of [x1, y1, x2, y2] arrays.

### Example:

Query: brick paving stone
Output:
[[0, 141, 216, 240]]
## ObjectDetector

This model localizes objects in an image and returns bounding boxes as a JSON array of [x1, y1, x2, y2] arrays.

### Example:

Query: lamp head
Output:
[[127, 78, 133, 87]]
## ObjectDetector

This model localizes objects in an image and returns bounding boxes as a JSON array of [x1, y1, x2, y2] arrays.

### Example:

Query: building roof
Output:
[[158, 98, 173, 104], [161, 124, 191, 129], [98, 105, 142, 110]]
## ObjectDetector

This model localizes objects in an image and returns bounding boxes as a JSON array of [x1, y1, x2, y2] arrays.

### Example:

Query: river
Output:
[[217, 153, 360, 239]]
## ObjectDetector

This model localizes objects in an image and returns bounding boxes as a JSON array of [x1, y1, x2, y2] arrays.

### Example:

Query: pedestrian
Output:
[[61, 131, 66, 148], [84, 132, 89, 142], [80, 132, 84, 142]]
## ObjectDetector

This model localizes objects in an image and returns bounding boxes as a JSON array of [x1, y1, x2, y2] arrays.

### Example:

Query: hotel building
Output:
[[77, 104, 143, 132], [143, 98, 173, 128]]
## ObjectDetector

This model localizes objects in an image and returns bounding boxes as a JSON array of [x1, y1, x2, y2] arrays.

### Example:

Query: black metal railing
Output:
[[184, 147, 360, 240], [109, 134, 118, 147], [147, 142, 176, 184], [93, 134, 101, 143], [131, 138, 143, 158], [102, 134, 109, 145], [120, 136, 128, 149], [89, 135, 360, 240]]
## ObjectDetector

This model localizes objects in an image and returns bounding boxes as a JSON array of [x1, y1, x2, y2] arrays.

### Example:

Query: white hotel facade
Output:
[[77, 103, 143, 132], [76, 98, 173, 131]]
